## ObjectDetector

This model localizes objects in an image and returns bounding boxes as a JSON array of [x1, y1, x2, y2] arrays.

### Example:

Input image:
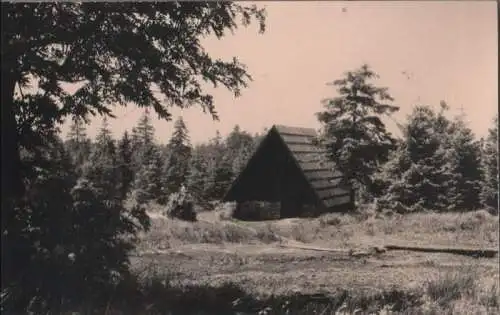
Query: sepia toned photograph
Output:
[[1, 1, 498, 314]]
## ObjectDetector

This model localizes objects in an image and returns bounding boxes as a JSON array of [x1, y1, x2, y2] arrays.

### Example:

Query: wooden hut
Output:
[[222, 125, 354, 219]]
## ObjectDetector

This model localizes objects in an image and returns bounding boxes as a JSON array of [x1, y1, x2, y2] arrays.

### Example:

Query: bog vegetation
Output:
[[1, 2, 498, 314]]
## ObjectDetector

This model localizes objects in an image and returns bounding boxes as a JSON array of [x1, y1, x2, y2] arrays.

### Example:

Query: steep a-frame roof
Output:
[[223, 125, 353, 210], [273, 125, 352, 209]]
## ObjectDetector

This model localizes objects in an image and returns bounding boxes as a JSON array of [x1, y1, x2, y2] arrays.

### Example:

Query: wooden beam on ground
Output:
[[384, 244, 498, 258], [278, 243, 498, 259], [277, 243, 350, 254]]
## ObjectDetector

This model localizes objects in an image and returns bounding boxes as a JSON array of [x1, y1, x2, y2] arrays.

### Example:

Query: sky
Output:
[[59, 1, 498, 145]]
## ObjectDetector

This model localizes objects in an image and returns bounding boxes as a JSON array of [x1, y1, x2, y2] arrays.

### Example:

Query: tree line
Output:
[[317, 64, 498, 214], [65, 113, 260, 209]]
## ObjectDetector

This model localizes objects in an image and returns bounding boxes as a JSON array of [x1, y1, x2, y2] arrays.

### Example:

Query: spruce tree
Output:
[[65, 118, 92, 175], [117, 131, 134, 200], [203, 131, 234, 200], [445, 115, 483, 211], [225, 125, 255, 178], [82, 117, 121, 200], [13, 136, 78, 313], [131, 111, 156, 170], [186, 148, 210, 205], [132, 144, 164, 205], [377, 104, 457, 212], [316, 64, 399, 200], [136, 111, 155, 147], [208, 154, 234, 200], [481, 115, 499, 213], [163, 117, 192, 195], [129, 112, 165, 205]]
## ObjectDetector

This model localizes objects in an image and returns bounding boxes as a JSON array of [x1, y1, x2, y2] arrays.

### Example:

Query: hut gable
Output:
[[223, 125, 353, 216]]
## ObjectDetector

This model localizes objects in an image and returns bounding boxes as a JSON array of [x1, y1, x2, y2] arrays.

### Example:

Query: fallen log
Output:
[[278, 243, 498, 259], [277, 244, 377, 258], [277, 243, 349, 253], [384, 244, 498, 258]]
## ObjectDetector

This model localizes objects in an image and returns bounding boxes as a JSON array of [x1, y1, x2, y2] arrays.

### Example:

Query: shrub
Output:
[[214, 202, 237, 221], [164, 188, 197, 222]]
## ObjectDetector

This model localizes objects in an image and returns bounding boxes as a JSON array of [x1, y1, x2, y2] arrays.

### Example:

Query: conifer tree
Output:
[[202, 131, 234, 200], [377, 104, 456, 212], [65, 118, 92, 175], [317, 64, 399, 199], [225, 125, 255, 177], [136, 111, 155, 147], [11, 135, 78, 313], [163, 117, 192, 195], [186, 147, 210, 204], [481, 115, 499, 213], [129, 111, 165, 204], [131, 145, 164, 205], [207, 154, 234, 200], [130, 111, 156, 170], [117, 131, 134, 200], [445, 115, 483, 210], [82, 118, 121, 200]]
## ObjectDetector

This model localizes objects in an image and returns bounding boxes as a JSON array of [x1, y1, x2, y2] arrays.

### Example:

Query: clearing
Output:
[[131, 207, 499, 313]]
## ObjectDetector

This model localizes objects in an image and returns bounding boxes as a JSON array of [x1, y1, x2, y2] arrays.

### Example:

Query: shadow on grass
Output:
[[85, 274, 425, 315], [4, 268, 498, 315]]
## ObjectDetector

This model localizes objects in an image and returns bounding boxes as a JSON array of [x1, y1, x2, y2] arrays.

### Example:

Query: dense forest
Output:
[[64, 114, 262, 210], [1, 2, 497, 314]]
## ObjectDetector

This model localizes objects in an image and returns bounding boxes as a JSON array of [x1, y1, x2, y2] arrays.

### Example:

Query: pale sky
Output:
[[60, 1, 498, 144]]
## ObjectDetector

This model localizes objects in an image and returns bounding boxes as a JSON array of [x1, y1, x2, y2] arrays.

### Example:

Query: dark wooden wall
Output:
[[226, 131, 319, 218]]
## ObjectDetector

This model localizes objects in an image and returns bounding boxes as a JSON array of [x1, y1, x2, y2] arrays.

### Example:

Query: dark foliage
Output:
[[117, 131, 135, 200], [163, 116, 192, 196], [317, 64, 399, 201], [481, 115, 499, 213], [374, 103, 486, 213], [65, 118, 92, 176], [131, 112, 165, 205]]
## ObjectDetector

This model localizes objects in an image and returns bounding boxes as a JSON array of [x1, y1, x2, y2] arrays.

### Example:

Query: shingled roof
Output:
[[223, 124, 353, 212], [273, 125, 351, 209]]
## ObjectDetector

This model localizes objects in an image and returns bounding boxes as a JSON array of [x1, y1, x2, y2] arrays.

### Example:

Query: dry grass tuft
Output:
[[419, 267, 500, 315], [425, 267, 477, 306]]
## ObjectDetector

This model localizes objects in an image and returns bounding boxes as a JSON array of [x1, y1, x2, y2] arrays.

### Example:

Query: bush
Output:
[[164, 187, 197, 222], [214, 202, 237, 220]]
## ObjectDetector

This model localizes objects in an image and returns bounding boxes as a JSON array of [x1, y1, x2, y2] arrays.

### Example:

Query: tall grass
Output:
[[63, 265, 499, 314]]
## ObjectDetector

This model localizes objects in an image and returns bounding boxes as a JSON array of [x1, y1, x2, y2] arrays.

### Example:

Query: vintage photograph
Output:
[[1, 1, 498, 314]]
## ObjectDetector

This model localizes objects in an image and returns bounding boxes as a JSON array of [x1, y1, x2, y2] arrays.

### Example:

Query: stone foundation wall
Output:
[[233, 201, 281, 221]]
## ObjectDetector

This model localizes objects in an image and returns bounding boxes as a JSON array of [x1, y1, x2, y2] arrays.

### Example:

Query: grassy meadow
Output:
[[119, 204, 500, 314]]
